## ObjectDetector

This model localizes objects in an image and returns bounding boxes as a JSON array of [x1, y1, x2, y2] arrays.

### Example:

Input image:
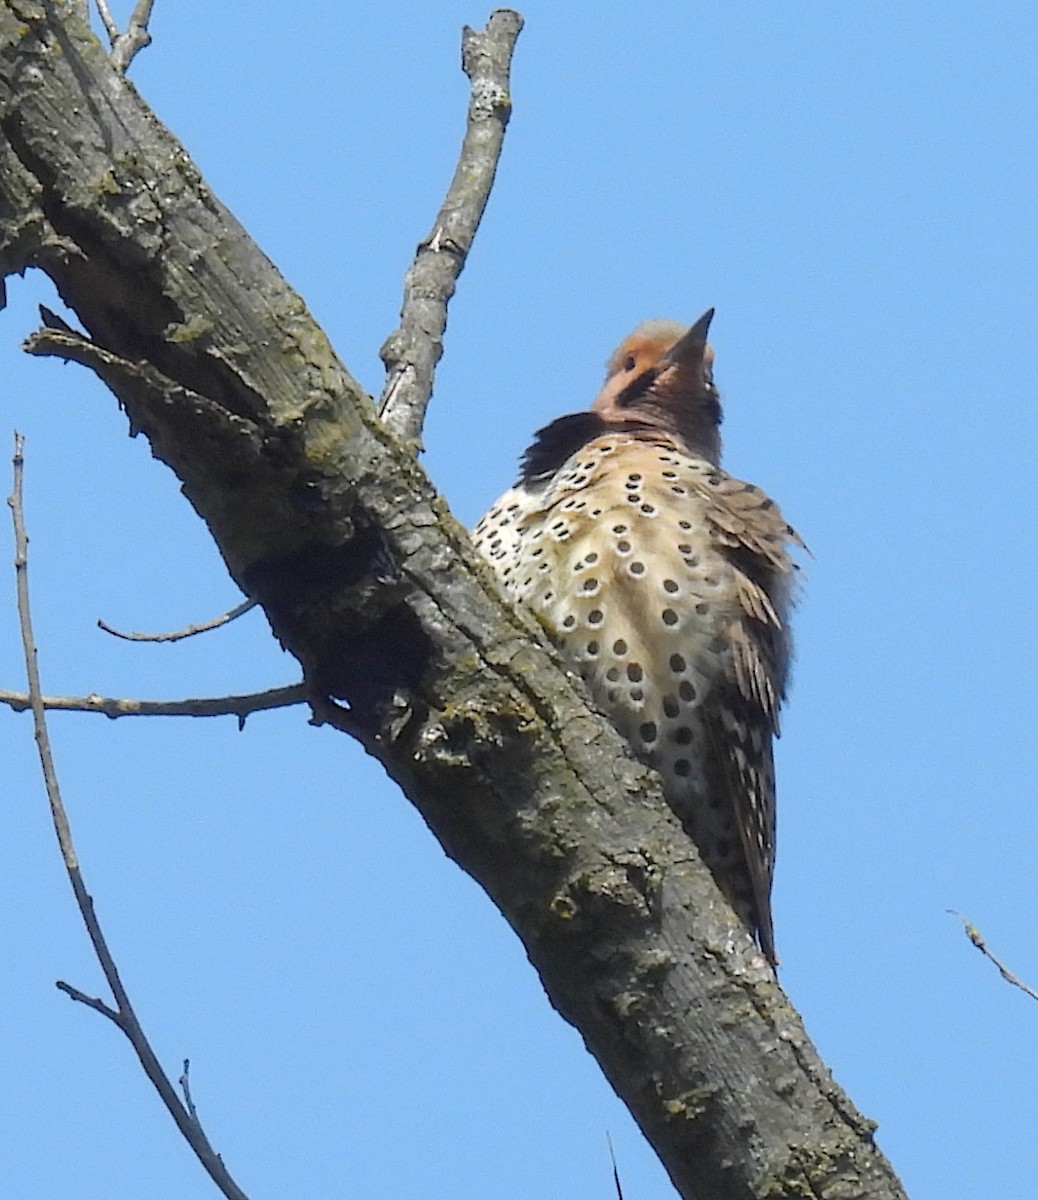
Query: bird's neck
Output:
[[518, 410, 721, 488], [517, 412, 609, 485]]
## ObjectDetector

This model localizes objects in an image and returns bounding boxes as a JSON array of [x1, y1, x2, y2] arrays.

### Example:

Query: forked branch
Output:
[[94, 0, 155, 73], [378, 8, 523, 447], [7, 434, 251, 1200]]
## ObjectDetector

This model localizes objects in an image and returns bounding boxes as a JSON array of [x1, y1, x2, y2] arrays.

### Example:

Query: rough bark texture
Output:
[[0, 7, 907, 1199]]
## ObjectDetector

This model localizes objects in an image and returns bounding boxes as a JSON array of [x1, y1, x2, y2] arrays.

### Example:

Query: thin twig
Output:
[[95, 0, 155, 74], [378, 9, 523, 448], [8, 433, 251, 1200], [98, 597, 256, 642], [93, 0, 119, 42], [606, 1133, 625, 1200], [0, 681, 306, 724], [948, 910, 1038, 1003], [55, 981, 121, 1024]]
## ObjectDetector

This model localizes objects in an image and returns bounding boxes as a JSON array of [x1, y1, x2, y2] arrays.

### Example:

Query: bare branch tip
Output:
[[951, 910, 1038, 1003], [606, 1132, 625, 1200], [490, 9, 525, 33], [97, 598, 255, 643], [55, 980, 121, 1024]]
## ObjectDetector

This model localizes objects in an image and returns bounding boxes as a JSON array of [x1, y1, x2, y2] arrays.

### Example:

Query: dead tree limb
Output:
[[379, 9, 522, 447], [950, 911, 1038, 1004], [8, 433, 250, 1200], [0, 681, 305, 721], [0, 7, 907, 1199], [97, 596, 256, 641]]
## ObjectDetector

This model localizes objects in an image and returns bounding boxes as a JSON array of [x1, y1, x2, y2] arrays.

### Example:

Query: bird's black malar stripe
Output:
[[614, 366, 661, 408]]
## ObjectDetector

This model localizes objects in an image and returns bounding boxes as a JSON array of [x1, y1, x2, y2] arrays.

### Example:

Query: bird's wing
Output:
[[690, 467, 803, 724], [692, 468, 803, 964]]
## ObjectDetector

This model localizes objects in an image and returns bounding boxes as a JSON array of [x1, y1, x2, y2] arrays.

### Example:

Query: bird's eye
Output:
[[622, 354, 637, 372]]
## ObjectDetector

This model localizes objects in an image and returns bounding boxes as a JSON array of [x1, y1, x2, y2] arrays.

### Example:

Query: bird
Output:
[[472, 310, 803, 965]]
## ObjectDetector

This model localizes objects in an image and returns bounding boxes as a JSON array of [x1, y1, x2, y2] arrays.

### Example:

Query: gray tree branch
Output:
[[97, 596, 256, 641], [378, 9, 522, 448], [0, 6, 907, 1199], [0, 681, 305, 721], [94, 0, 154, 73], [8, 434, 250, 1200]]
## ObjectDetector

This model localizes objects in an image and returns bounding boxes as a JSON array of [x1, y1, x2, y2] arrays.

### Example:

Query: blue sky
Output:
[[3, 3, 1038, 1197]]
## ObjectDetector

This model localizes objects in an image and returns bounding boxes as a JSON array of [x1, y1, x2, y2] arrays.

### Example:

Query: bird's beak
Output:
[[659, 308, 714, 369]]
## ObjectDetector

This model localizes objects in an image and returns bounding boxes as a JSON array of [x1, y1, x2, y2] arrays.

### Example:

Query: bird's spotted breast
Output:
[[475, 436, 739, 794]]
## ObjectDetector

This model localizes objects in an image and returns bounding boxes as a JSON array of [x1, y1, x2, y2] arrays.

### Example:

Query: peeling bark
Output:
[[0, 7, 907, 1199]]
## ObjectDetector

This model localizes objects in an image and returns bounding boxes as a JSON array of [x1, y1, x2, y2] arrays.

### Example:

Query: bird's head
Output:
[[591, 308, 721, 463]]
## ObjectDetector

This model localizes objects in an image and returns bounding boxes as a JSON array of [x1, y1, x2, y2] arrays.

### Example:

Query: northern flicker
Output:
[[472, 310, 802, 965]]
